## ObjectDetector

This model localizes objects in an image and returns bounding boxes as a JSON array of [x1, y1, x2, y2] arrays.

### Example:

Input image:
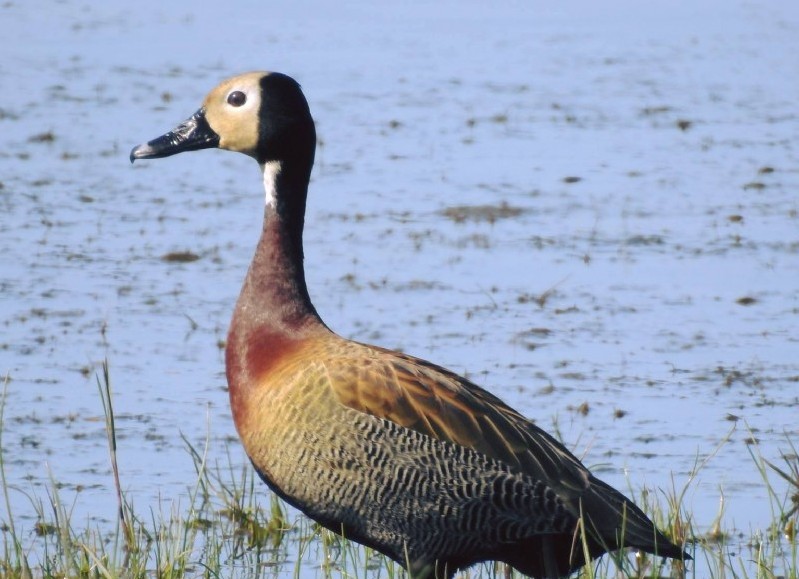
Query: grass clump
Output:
[[1, 366, 291, 579], [1, 366, 797, 578]]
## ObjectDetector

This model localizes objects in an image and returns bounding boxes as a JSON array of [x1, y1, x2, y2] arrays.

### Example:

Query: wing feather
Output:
[[326, 341, 590, 495]]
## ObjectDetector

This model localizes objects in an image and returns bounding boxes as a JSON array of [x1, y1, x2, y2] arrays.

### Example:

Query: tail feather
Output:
[[581, 476, 689, 560], [500, 476, 690, 578]]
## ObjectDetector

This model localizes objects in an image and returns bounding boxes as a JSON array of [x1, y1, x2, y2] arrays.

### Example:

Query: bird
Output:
[[130, 71, 690, 579]]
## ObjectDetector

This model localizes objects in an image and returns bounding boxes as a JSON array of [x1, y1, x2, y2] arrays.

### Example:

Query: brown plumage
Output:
[[131, 71, 690, 578]]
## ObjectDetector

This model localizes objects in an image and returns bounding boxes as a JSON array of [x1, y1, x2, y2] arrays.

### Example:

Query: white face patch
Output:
[[222, 84, 260, 117], [203, 72, 267, 156], [261, 160, 282, 207]]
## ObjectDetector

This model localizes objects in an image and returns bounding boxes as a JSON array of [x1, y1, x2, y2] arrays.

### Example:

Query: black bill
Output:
[[130, 107, 220, 163]]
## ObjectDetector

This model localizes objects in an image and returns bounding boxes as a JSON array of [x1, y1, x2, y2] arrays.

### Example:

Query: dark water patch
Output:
[[28, 131, 57, 143], [316, 210, 379, 223], [520, 327, 553, 338], [454, 233, 492, 249], [639, 106, 673, 116], [625, 234, 666, 246], [161, 250, 201, 263], [0, 108, 20, 120], [568, 401, 590, 416], [440, 201, 526, 224], [392, 280, 448, 292], [510, 327, 553, 351]]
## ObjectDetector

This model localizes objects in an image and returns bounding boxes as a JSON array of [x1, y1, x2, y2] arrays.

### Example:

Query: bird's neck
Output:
[[232, 160, 325, 338], [225, 160, 330, 429]]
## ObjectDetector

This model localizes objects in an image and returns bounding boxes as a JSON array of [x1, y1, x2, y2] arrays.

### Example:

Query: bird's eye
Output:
[[227, 91, 247, 107]]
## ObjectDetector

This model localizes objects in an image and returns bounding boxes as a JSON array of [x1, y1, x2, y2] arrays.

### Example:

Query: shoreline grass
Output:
[[1, 366, 796, 578]]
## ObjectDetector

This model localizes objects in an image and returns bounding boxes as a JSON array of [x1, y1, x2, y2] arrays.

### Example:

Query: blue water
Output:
[[1, 0, 797, 576]]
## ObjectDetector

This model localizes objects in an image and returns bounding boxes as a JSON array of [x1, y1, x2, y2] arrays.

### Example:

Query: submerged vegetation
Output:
[[1, 367, 796, 579]]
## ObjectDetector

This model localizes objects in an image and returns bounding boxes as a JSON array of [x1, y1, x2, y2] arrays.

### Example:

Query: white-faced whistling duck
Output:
[[131, 71, 690, 579]]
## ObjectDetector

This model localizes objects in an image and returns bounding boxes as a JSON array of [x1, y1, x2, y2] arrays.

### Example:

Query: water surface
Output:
[[1, 0, 797, 576]]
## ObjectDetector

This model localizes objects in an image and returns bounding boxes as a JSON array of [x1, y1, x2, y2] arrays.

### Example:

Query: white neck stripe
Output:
[[261, 160, 282, 207]]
